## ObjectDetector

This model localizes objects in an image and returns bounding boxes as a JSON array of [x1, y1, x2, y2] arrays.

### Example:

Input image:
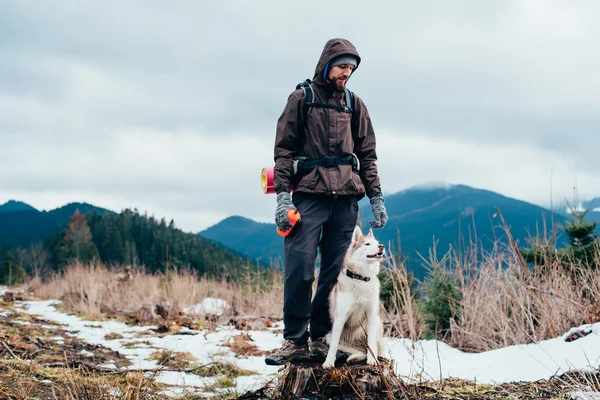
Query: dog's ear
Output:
[[352, 225, 362, 243], [367, 228, 374, 238]]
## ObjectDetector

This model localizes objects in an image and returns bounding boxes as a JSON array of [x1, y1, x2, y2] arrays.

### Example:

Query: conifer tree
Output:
[[563, 206, 598, 266], [1, 250, 26, 285], [58, 210, 99, 265], [521, 202, 599, 269]]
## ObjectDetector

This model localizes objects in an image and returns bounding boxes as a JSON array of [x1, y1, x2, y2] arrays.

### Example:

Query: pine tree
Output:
[[563, 206, 598, 266], [521, 203, 599, 269], [58, 210, 99, 265], [1, 250, 14, 285], [1, 250, 25, 286]]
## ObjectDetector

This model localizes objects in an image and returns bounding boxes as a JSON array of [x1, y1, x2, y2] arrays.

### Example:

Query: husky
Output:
[[322, 225, 386, 369]]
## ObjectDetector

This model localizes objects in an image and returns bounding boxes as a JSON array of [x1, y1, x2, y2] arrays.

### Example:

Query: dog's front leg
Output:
[[323, 292, 352, 369], [366, 304, 381, 365]]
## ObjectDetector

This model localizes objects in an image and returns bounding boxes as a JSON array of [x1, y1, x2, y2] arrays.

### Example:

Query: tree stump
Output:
[[270, 357, 409, 400]]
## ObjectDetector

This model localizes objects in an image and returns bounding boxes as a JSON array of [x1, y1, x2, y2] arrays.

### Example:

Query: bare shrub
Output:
[[448, 242, 600, 352], [381, 252, 425, 342], [28, 261, 284, 322], [381, 234, 600, 353]]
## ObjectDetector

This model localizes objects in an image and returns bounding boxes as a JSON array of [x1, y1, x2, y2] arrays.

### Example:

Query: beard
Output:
[[330, 77, 347, 92]]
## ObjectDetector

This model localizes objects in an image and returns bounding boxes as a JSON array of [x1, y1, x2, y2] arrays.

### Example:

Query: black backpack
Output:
[[295, 79, 355, 121], [292, 79, 359, 173]]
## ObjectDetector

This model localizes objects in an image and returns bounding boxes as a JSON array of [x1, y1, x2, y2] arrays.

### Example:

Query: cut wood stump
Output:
[[256, 356, 411, 400]]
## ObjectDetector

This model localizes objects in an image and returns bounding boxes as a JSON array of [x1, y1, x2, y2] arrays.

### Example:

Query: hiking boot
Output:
[[309, 336, 329, 361], [264, 339, 310, 366]]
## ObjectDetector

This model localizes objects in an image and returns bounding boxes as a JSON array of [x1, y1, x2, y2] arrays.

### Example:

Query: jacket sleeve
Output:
[[274, 89, 305, 194], [352, 95, 382, 199]]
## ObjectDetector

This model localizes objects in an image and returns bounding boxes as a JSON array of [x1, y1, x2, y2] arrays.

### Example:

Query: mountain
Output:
[[582, 197, 600, 209], [199, 216, 285, 266], [0, 201, 249, 279], [0, 201, 110, 248], [581, 197, 600, 224], [199, 184, 569, 280], [0, 200, 37, 213], [358, 184, 568, 277]]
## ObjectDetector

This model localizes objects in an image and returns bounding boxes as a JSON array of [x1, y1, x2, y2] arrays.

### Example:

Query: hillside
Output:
[[358, 184, 567, 278], [581, 197, 600, 224], [0, 201, 250, 279], [199, 216, 285, 266], [200, 184, 570, 280], [0, 200, 37, 213], [0, 201, 110, 248]]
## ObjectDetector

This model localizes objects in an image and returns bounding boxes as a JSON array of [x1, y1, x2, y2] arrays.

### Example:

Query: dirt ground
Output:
[[1, 291, 598, 400]]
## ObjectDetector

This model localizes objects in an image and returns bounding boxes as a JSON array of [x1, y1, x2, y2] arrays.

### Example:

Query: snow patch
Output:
[[183, 298, 230, 316], [9, 320, 31, 325], [10, 298, 600, 392], [80, 349, 94, 357], [571, 392, 600, 400], [411, 181, 454, 191]]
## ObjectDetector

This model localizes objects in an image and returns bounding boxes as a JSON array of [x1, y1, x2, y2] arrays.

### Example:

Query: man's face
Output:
[[327, 64, 354, 92]]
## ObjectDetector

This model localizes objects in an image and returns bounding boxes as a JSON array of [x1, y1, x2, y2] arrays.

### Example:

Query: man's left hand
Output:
[[369, 195, 388, 228]]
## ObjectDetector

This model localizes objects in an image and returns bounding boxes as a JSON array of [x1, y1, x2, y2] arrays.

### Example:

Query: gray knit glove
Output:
[[369, 195, 388, 228], [275, 192, 297, 232]]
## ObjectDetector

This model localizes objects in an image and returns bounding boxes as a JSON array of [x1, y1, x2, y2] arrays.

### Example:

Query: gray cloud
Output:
[[1, 0, 599, 232]]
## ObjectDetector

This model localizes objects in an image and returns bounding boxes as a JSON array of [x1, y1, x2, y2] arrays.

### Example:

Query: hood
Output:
[[312, 38, 361, 85]]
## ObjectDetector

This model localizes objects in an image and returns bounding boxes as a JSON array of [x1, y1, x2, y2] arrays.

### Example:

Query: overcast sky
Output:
[[1, 1, 600, 233]]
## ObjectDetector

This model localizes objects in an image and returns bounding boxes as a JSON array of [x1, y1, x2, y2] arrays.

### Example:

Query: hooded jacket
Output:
[[273, 38, 382, 199]]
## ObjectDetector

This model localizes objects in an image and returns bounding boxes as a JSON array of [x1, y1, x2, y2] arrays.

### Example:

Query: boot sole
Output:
[[264, 354, 310, 366]]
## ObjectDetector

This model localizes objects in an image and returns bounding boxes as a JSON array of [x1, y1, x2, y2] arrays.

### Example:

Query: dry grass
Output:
[[25, 261, 284, 323], [379, 236, 600, 353], [0, 360, 168, 400], [224, 333, 268, 357], [0, 303, 169, 399], [447, 243, 600, 352], [19, 233, 600, 356], [381, 254, 425, 342], [150, 349, 197, 369]]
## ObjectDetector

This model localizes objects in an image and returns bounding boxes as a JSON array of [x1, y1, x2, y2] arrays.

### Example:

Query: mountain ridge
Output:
[[0, 200, 38, 213], [200, 183, 576, 279]]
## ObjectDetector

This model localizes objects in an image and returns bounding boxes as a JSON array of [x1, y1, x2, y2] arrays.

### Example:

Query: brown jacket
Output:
[[273, 38, 382, 199]]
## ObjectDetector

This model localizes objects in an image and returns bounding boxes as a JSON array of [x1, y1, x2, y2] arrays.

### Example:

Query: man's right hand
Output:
[[275, 192, 297, 232]]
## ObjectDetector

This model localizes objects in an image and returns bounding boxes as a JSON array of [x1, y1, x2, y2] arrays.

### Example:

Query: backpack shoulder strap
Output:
[[344, 88, 354, 113], [296, 79, 314, 120], [296, 79, 354, 121]]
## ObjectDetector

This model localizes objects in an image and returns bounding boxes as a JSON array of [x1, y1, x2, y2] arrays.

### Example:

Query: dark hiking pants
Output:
[[283, 192, 359, 344]]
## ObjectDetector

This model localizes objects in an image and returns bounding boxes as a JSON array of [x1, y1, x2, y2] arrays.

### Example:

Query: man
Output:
[[265, 38, 388, 366]]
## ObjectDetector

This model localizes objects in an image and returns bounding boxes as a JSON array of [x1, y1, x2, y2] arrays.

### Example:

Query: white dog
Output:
[[322, 226, 385, 369]]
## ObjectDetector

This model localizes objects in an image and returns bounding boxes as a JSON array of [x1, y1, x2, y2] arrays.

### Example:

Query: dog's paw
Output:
[[347, 353, 366, 363], [366, 355, 377, 365], [322, 360, 335, 370]]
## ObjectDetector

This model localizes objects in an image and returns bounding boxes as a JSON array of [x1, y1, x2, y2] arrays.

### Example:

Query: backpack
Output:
[[295, 79, 355, 121], [291, 79, 360, 174]]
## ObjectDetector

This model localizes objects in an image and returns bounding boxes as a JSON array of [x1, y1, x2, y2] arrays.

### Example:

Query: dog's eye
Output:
[[364, 242, 370, 246]]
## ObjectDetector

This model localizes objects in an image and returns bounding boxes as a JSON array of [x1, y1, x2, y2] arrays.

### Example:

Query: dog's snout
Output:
[[378, 244, 384, 251]]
